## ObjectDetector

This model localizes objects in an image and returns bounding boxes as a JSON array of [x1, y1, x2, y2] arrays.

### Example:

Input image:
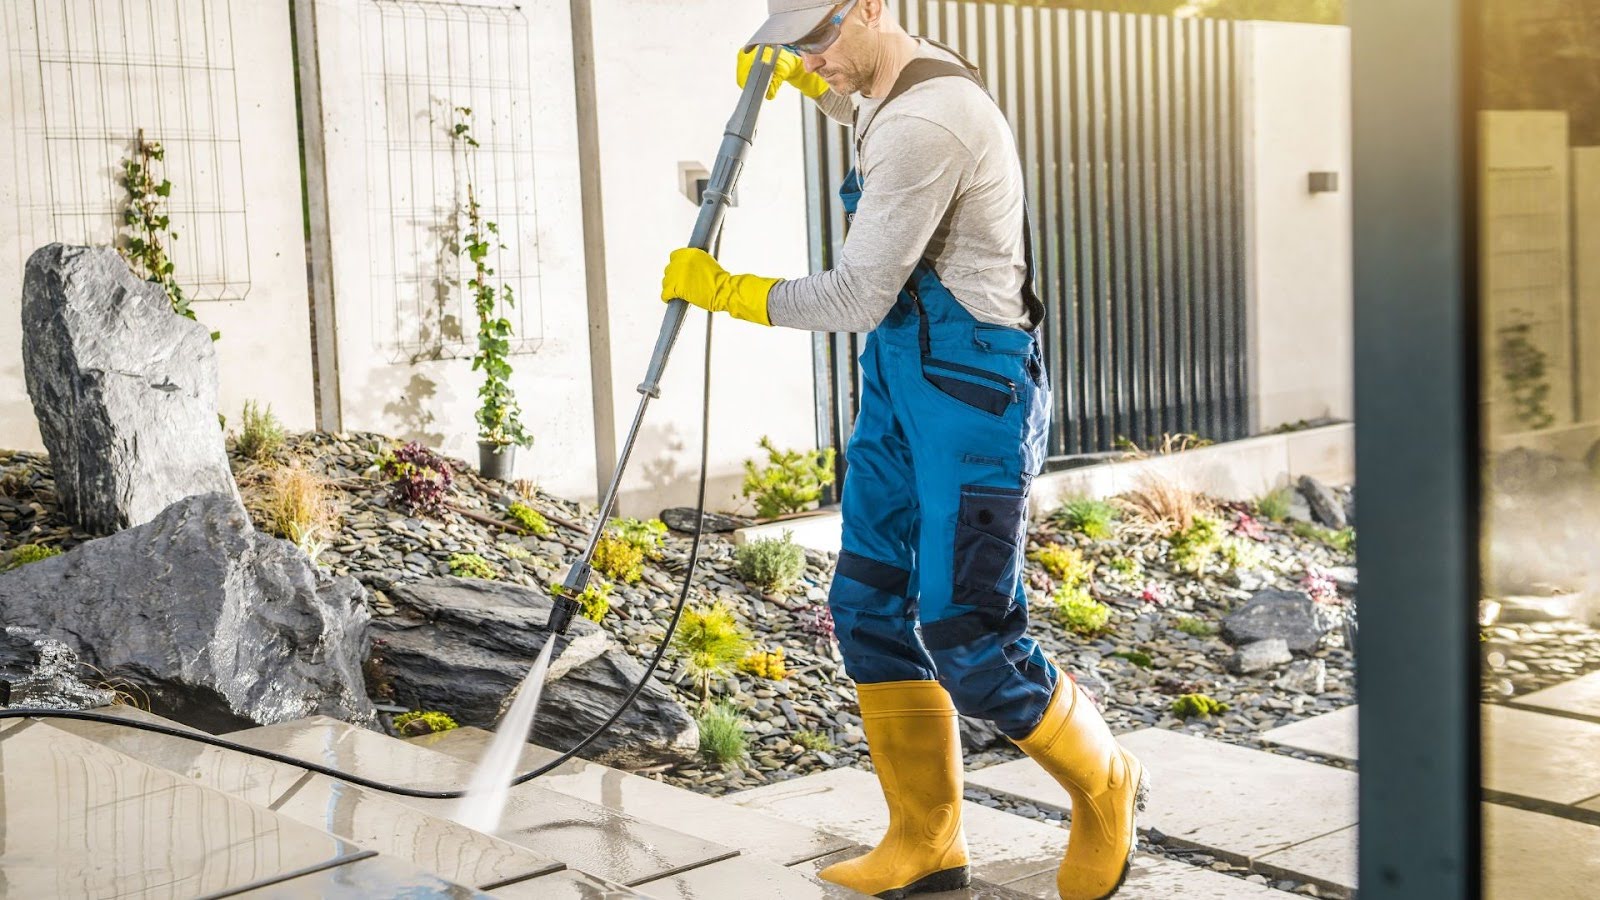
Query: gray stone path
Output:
[[732, 766, 1287, 898], [1261, 704, 1358, 762]]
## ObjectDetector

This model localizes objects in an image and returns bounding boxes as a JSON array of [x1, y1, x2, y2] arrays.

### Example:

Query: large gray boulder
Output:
[[372, 577, 698, 770], [0, 493, 374, 731], [21, 244, 238, 533], [1221, 590, 1340, 654]]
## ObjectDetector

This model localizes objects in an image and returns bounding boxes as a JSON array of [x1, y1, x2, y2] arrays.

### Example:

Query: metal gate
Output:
[[806, 3, 1249, 481]]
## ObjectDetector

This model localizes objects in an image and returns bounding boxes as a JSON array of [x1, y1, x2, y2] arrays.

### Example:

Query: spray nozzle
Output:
[[546, 561, 592, 636]]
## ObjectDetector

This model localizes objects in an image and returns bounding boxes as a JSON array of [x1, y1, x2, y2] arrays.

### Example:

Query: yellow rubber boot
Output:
[[1013, 671, 1148, 900], [818, 681, 970, 898]]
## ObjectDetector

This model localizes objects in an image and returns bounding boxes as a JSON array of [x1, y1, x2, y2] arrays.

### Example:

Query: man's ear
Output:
[[861, 0, 886, 30]]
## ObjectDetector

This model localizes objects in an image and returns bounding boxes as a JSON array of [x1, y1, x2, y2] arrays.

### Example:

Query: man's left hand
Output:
[[661, 247, 780, 327]]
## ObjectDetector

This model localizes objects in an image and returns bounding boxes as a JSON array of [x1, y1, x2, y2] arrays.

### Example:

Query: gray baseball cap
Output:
[[744, 0, 837, 50]]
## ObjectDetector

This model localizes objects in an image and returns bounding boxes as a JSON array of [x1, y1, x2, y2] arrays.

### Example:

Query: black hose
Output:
[[0, 292, 724, 801]]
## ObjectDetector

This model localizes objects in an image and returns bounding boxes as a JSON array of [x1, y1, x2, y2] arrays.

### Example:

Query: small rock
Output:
[[660, 507, 747, 534], [1278, 658, 1328, 694], [1231, 639, 1292, 674]]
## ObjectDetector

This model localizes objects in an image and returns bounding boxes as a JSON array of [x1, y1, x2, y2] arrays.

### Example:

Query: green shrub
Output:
[[1052, 586, 1111, 636], [1171, 693, 1229, 719], [1107, 555, 1142, 579], [1052, 498, 1118, 539], [792, 728, 835, 753], [1255, 488, 1294, 522], [236, 400, 286, 461], [1029, 543, 1093, 588], [1292, 521, 1356, 555], [393, 710, 458, 736], [1168, 515, 1222, 574], [447, 552, 497, 580], [1111, 650, 1153, 668], [593, 534, 645, 584], [3, 544, 60, 572], [738, 646, 788, 680], [610, 517, 668, 559], [734, 532, 807, 593], [672, 600, 753, 704], [507, 502, 552, 536], [741, 436, 836, 519], [1174, 616, 1218, 637], [696, 701, 749, 769]]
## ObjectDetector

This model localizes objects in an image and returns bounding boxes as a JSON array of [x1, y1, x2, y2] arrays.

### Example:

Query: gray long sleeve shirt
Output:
[[767, 40, 1032, 333]]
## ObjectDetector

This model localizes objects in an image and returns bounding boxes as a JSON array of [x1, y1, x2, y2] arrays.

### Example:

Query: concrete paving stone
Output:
[[225, 716, 738, 886], [1002, 852, 1282, 899], [1255, 825, 1356, 895], [1484, 803, 1600, 900], [966, 728, 1357, 869], [219, 854, 492, 898], [632, 853, 868, 899], [797, 849, 1038, 899], [47, 710, 310, 806], [417, 726, 852, 865], [730, 767, 1063, 885], [487, 868, 648, 899], [1511, 671, 1600, 722], [0, 720, 363, 898], [1483, 705, 1600, 805], [47, 713, 564, 889], [1260, 705, 1359, 762]]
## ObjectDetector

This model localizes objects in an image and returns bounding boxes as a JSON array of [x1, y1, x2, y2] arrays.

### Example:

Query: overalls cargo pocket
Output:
[[951, 484, 1029, 608]]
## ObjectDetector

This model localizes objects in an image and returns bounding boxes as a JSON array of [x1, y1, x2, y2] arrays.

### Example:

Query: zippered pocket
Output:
[[922, 358, 1016, 417]]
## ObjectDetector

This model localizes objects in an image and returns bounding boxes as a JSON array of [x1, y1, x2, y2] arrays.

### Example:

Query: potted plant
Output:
[[453, 107, 532, 479]]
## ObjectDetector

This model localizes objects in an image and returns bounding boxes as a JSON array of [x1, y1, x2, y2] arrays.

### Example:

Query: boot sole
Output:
[[873, 865, 971, 899], [1093, 768, 1152, 900]]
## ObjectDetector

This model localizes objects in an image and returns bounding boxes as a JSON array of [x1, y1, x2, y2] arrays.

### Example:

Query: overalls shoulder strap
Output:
[[857, 41, 1046, 331]]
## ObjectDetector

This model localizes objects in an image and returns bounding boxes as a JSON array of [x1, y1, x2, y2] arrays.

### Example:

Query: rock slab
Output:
[[372, 576, 697, 770], [21, 244, 238, 533], [1221, 590, 1339, 654], [1231, 639, 1293, 675], [0, 493, 374, 731], [1297, 476, 1348, 530]]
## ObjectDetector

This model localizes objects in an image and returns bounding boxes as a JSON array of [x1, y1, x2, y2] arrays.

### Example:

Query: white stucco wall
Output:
[[301, 0, 596, 500], [1238, 21, 1354, 432], [585, 0, 818, 518], [0, 0, 315, 447]]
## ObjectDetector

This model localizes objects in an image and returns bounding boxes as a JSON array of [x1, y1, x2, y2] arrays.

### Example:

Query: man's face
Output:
[[798, 0, 876, 96]]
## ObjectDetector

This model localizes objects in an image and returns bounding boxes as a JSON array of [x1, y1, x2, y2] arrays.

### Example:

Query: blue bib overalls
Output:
[[827, 57, 1059, 739]]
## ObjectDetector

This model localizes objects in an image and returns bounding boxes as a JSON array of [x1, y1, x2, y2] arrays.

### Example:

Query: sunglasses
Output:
[[783, 0, 860, 55]]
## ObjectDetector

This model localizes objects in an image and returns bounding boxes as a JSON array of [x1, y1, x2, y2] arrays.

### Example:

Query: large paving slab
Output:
[[225, 716, 738, 887], [1482, 705, 1600, 805], [1002, 852, 1285, 899], [1484, 803, 1600, 899], [0, 720, 365, 898], [1254, 825, 1356, 895], [487, 868, 648, 899], [966, 728, 1357, 880], [213, 853, 491, 898], [1510, 671, 1600, 722], [729, 767, 1063, 885], [632, 852, 868, 899], [46, 713, 563, 890], [417, 726, 852, 865], [1260, 706, 1359, 762]]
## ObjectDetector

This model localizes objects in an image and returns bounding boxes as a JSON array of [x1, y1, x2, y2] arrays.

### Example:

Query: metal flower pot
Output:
[[478, 441, 516, 481]]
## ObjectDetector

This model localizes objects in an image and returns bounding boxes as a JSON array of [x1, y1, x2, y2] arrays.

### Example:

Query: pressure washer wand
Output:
[[548, 50, 779, 636]]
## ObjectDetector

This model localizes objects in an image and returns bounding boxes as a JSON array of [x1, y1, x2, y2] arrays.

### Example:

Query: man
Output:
[[660, 2, 1146, 898]]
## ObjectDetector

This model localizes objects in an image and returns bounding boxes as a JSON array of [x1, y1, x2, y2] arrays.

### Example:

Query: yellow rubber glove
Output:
[[737, 46, 829, 100], [661, 248, 780, 327]]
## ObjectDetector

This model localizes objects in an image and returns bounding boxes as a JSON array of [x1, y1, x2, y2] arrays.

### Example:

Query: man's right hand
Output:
[[737, 46, 829, 100]]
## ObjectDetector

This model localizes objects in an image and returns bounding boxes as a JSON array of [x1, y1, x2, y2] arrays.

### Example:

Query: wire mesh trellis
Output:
[[361, 0, 546, 364], [5, 0, 252, 301]]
